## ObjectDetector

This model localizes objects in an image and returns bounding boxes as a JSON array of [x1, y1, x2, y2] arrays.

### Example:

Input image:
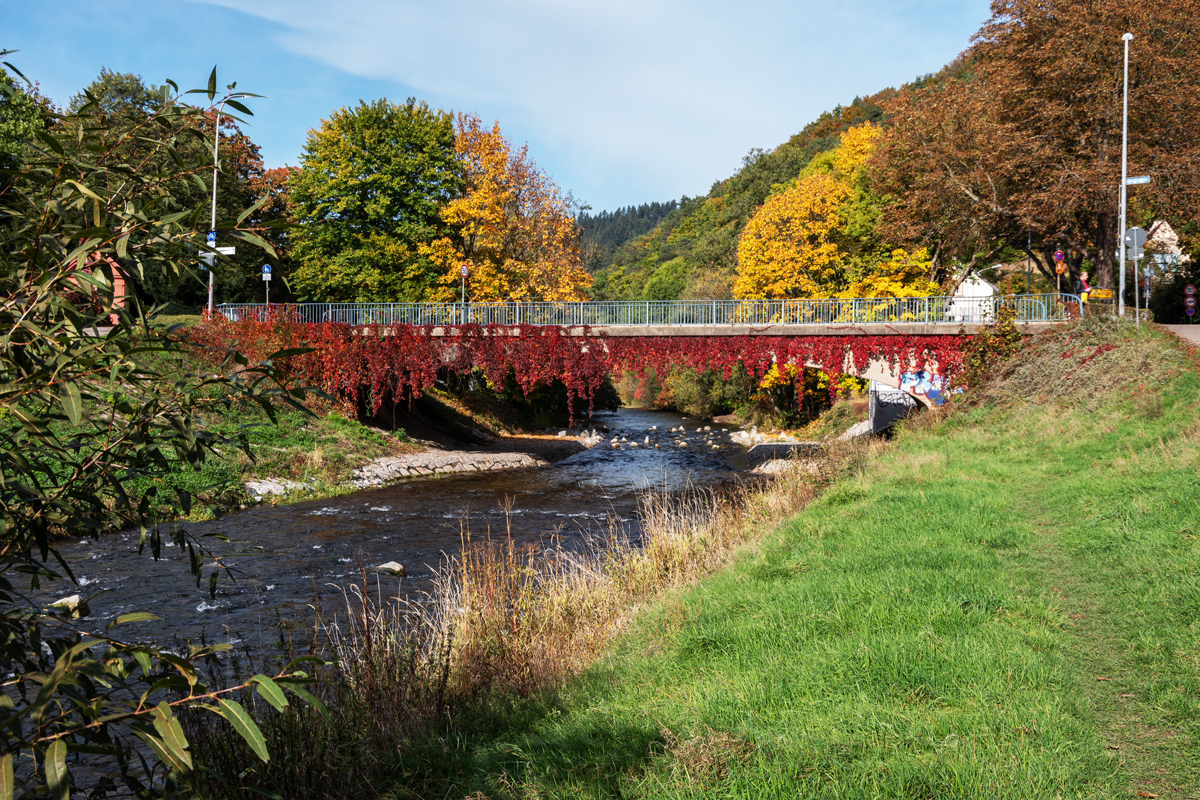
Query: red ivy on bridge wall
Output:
[[190, 309, 965, 423]]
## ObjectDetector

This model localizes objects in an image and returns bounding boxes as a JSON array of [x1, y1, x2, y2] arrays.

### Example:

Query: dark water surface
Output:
[[40, 409, 753, 650]]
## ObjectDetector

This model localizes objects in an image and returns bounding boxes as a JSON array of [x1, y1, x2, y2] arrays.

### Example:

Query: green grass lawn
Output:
[[403, 320, 1200, 799]]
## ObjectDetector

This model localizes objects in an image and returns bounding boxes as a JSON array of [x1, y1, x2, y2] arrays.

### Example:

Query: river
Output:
[[41, 408, 756, 651]]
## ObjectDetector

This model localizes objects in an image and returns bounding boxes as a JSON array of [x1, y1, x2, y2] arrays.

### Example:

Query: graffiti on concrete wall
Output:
[[898, 369, 946, 406]]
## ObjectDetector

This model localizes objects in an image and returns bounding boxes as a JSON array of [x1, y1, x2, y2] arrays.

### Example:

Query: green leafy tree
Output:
[[0, 57, 322, 796], [289, 98, 462, 302], [59, 68, 281, 310], [0, 65, 40, 173]]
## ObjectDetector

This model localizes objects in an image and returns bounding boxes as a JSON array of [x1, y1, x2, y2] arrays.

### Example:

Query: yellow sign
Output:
[[1090, 289, 1114, 299], [1055, 262, 1066, 274]]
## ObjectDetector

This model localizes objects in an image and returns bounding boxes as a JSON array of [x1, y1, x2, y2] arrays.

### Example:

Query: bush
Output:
[[0, 62, 321, 795]]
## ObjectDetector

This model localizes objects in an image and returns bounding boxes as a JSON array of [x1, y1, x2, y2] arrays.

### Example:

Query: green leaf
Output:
[[251, 675, 288, 712], [235, 193, 270, 226], [45, 739, 68, 800], [59, 381, 82, 426], [281, 683, 330, 723], [266, 347, 315, 361], [151, 701, 193, 771], [105, 612, 161, 631], [225, 98, 254, 117], [214, 698, 269, 763], [35, 129, 65, 155], [0, 753, 12, 800], [206, 67, 217, 101]]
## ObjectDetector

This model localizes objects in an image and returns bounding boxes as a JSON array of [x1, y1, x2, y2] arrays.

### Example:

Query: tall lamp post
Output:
[[206, 95, 246, 315], [1118, 32, 1133, 317]]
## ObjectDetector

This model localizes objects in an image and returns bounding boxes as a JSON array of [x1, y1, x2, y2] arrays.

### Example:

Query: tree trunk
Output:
[[1095, 212, 1115, 290]]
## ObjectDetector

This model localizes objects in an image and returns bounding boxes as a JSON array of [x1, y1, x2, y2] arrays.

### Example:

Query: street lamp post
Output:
[[206, 95, 245, 315], [1118, 32, 1133, 317]]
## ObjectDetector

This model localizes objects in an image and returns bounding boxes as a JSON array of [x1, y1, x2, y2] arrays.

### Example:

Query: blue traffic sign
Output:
[[1188, 308, 1195, 316], [207, 231, 216, 243], [262, 264, 272, 274]]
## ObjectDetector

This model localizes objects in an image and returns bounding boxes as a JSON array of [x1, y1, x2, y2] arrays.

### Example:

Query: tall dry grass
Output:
[[189, 443, 862, 798]]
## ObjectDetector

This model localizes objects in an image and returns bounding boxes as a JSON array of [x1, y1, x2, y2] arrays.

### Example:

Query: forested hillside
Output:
[[590, 0, 1200, 309], [577, 202, 677, 271], [588, 92, 893, 301]]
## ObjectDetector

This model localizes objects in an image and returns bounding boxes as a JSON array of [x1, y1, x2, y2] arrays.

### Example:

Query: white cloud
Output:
[[194, 0, 988, 209]]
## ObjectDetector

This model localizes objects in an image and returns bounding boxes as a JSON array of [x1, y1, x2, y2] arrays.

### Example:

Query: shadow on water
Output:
[[35, 409, 753, 651]]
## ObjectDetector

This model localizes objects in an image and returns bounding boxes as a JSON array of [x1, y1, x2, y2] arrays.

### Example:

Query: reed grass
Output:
[[188, 443, 848, 798]]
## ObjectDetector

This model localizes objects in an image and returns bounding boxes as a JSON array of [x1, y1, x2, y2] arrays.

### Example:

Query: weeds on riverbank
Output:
[[424, 318, 1199, 799], [188, 445, 858, 798]]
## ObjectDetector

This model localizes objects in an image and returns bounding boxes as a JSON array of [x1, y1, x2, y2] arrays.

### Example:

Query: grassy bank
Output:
[[368, 318, 1198, 799]]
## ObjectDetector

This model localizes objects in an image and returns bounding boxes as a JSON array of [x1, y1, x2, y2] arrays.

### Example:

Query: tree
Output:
[[68, 66, 160, 116], [733, 122, 924, 299], [56, 69, 278, 309], [421, 113, 590, 302], [0, 65, 40, 173], [871, 0, 1200, 291], [288, 98, 461, 302], [0, 61, 319, 795], [733, 171, 853, 298]]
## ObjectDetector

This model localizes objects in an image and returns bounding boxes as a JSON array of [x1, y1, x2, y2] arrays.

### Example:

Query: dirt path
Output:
[[1164, 324, 1200, 346]]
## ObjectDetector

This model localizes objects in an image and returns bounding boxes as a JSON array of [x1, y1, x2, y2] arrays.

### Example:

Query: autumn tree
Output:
[[733, 172, 853, 298], [733, 123, 928, 299], [289, 98, 461, 302], [422, 113, 589, 302], [871, 0, 1200, 291]]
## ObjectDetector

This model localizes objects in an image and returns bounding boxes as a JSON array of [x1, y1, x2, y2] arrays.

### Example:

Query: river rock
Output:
[[50, 594, 90, 619], [371, 561, 406, 576], [245, 478, 309, 501]]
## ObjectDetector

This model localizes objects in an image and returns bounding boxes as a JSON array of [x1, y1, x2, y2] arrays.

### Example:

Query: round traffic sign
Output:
[[206, 231, 216, 243], [1189, 308, 1196, 316], [1124, 227, 1149, 248], [1186, 284, 1197, 296], [1055, 261, 1066, 275], [1053, 249, 1065, 263], [1186, 296, 1197, 309], [262, 264, 272, 274], [460, 264, 469, 278]]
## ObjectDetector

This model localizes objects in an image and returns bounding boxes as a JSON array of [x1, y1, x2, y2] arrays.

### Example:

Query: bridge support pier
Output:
[[868, 381, 920, 433]]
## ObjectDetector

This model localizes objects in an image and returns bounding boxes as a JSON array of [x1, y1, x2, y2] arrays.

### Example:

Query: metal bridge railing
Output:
[[214, 294, 1081, 327]]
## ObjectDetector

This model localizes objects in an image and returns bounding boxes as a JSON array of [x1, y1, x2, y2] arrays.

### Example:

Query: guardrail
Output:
[[214, 294, 1081, 327]]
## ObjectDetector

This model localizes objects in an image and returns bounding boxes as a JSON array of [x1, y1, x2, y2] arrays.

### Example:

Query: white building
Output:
[[947, 273, 998, 322]]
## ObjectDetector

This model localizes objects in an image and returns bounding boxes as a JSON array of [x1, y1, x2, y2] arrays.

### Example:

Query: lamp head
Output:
[[1123, 32, 1134, 41]]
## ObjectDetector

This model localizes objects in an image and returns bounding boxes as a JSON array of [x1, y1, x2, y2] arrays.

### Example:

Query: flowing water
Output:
[[36, 409, 756, 651]]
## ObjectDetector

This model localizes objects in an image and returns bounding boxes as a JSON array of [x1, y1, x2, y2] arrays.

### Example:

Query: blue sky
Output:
[[3, 0, 991, 213]]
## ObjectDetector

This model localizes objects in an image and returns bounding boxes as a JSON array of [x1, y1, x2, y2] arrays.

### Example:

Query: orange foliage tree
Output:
[[423, 113, 590, 301]]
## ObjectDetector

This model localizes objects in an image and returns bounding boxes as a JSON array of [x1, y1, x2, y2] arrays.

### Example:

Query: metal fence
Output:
[[214, 294, 1081, 327]]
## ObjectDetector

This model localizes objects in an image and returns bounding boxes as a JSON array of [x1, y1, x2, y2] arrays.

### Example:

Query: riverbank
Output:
[[201, 316, 1200, 800], [392, 318, 1194, 799]]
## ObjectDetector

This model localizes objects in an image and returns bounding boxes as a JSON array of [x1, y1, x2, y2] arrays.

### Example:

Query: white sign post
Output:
[[1125, 227, 1148, 325], [262, 264, 272, 307], [460, 263, 469, 325]]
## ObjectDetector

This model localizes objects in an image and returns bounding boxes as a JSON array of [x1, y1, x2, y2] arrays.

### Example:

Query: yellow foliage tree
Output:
[[830, 121, 880, 183], [422, 113, 590, 302], [732, 172, 852, 298], [734, 122, 935, 300], [836, 248, 938, 298]]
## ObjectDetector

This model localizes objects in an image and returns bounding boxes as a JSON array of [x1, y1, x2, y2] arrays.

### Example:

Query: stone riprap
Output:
[[351, 451, 548, 488], [350, 435, 598, 489], [242, 432, 604, 501], [245, 478, 314, 502]]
